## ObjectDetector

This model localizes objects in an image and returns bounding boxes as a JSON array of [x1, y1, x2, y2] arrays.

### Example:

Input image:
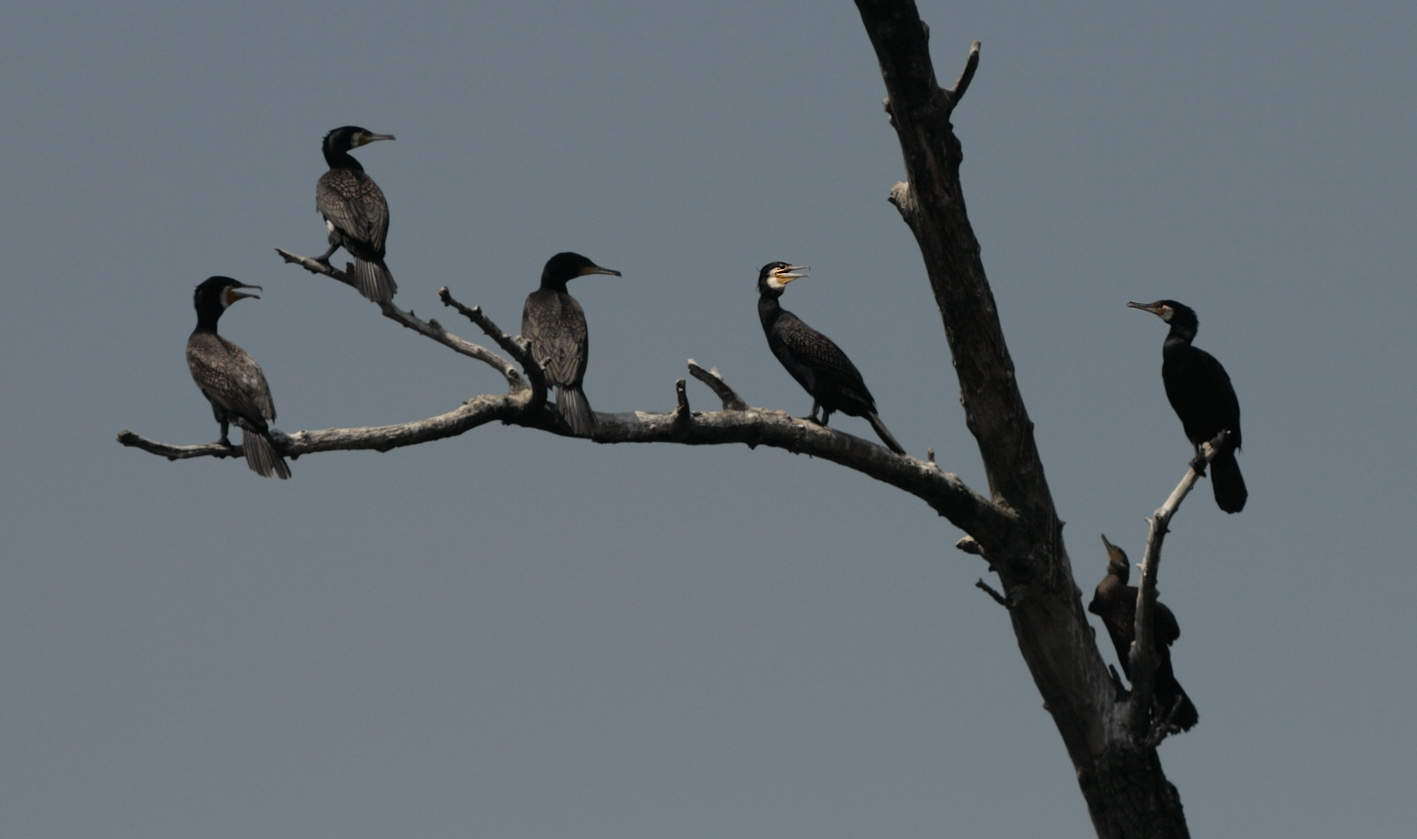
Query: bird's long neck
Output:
[[758, 290, 784, 330], [1163, 322, 1197, 356], [323, 145, 363, 172], [194, 307, 224, 333], [539, 277, 570, 294], [1164, 315, 1198, 348]]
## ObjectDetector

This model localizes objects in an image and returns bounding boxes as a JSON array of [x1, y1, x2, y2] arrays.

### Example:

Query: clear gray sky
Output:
[[3, 2, 1413, 836]]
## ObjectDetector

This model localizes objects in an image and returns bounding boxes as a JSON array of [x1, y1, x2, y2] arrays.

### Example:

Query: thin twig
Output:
[[687, 360, 749, 410], [116, 431, 242, 461], [438, 287, 546, 410], [976, 578, 1009, 608], [948, 41, 981, 102], [275, 248, 524, 388], [275, 247, 357, 289], [672, 379, 691, 428], [955, 535, 982, 556]]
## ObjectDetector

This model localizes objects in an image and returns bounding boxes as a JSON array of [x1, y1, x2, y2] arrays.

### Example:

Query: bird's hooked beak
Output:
[[766, 264, 809, 291], [224, 283, 263, 307], [579, 264, 622, 278], [1127, 300, 1171, 321], [1099, 534, 1127, 565], [355, 131, 396, 147], [776, 264, 809, 284]]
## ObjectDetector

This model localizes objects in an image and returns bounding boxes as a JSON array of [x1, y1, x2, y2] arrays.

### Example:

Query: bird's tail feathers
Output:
[[353, 259, 397, 305], [242, 429, 292, 480], [866, 411, 907, 455], [557, 386, 596, 436], [1210, 450, 1247, 513], [1158, 680, 1199, 732]]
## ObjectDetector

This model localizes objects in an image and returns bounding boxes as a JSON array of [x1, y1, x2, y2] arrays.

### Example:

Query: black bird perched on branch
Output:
[[1128, 299, 1247, 513], [315, 125, 397, 304], [1089, 535, 1197, 731], [757, 262, 906, 455], [521, 252, 621, 436], [186, 277, 291, 480]]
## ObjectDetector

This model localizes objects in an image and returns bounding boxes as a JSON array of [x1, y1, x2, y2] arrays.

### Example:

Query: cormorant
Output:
[[316, 125, 397, 305], [186, 276, 291, 480], [1089, 535, 1198, 731], [1128, 299, 1247, 513], [756, 262, 906, 455], [521, 252, 621, 436]]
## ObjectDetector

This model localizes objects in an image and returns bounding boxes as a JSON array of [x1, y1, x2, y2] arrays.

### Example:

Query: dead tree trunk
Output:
[[855, 2, 1189, 836], [119, 3, 1208, 835]]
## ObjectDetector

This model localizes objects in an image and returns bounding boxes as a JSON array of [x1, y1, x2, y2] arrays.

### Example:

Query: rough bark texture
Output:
[[854, 2, 1189, 836]]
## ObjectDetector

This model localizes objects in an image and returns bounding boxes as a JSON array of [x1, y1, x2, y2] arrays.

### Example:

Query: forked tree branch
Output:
[[436, 286, 546, 410], [1127, 430, 1230, 741], [119, 359, 1006, 535], [687, 360, 749, 411], [855, 2, 1190, 836], [119, 246, 1010, 537], [121, 8, 1200, 834], [275, 248, 525, 388]]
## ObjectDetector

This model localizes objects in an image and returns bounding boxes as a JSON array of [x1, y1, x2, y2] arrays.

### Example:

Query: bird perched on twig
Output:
[[1089, 535, 1197, 731], [186, 276, 290, 479], [756, 262, 906, 455], [1128, 299, 1246, 513], [522, 252, 621, 436], [315, 125, 397, 304]]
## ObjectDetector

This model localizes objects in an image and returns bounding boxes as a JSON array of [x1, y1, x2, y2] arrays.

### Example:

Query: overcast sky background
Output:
[[3, 2, 1413, 837]]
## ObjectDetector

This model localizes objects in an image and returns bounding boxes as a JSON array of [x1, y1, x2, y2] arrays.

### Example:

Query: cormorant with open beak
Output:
[[757, 262, 906, 455], [186, 276, 291, 479]]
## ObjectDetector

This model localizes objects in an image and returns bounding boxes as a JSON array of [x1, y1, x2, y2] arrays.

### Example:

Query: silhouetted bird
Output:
[[1129, 299, 1246, 513], [186, 276, 290, 479], [522, 252, 621, 436], [1089, 535, 1197, 731], [756, 262, 906, 455], [316, 126, 397, 304]]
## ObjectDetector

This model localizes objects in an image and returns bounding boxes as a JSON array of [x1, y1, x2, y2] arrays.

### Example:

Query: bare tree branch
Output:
[[437, 286, 545, 407], [120, 395, 525, 459], [687, 360, 749, 411], [116, 430, 244, 461], [856, 2, 1191, 835], [975, 578, 1010, 608], [117, 9, 1209, 833], [136, 251, 1004, 531], [276, 247, 525, 389], [672, 378, 691, 426], [1127, 430, 1230, 738], [121, 369, 1006, 537], [948, 40, 981, 102]]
